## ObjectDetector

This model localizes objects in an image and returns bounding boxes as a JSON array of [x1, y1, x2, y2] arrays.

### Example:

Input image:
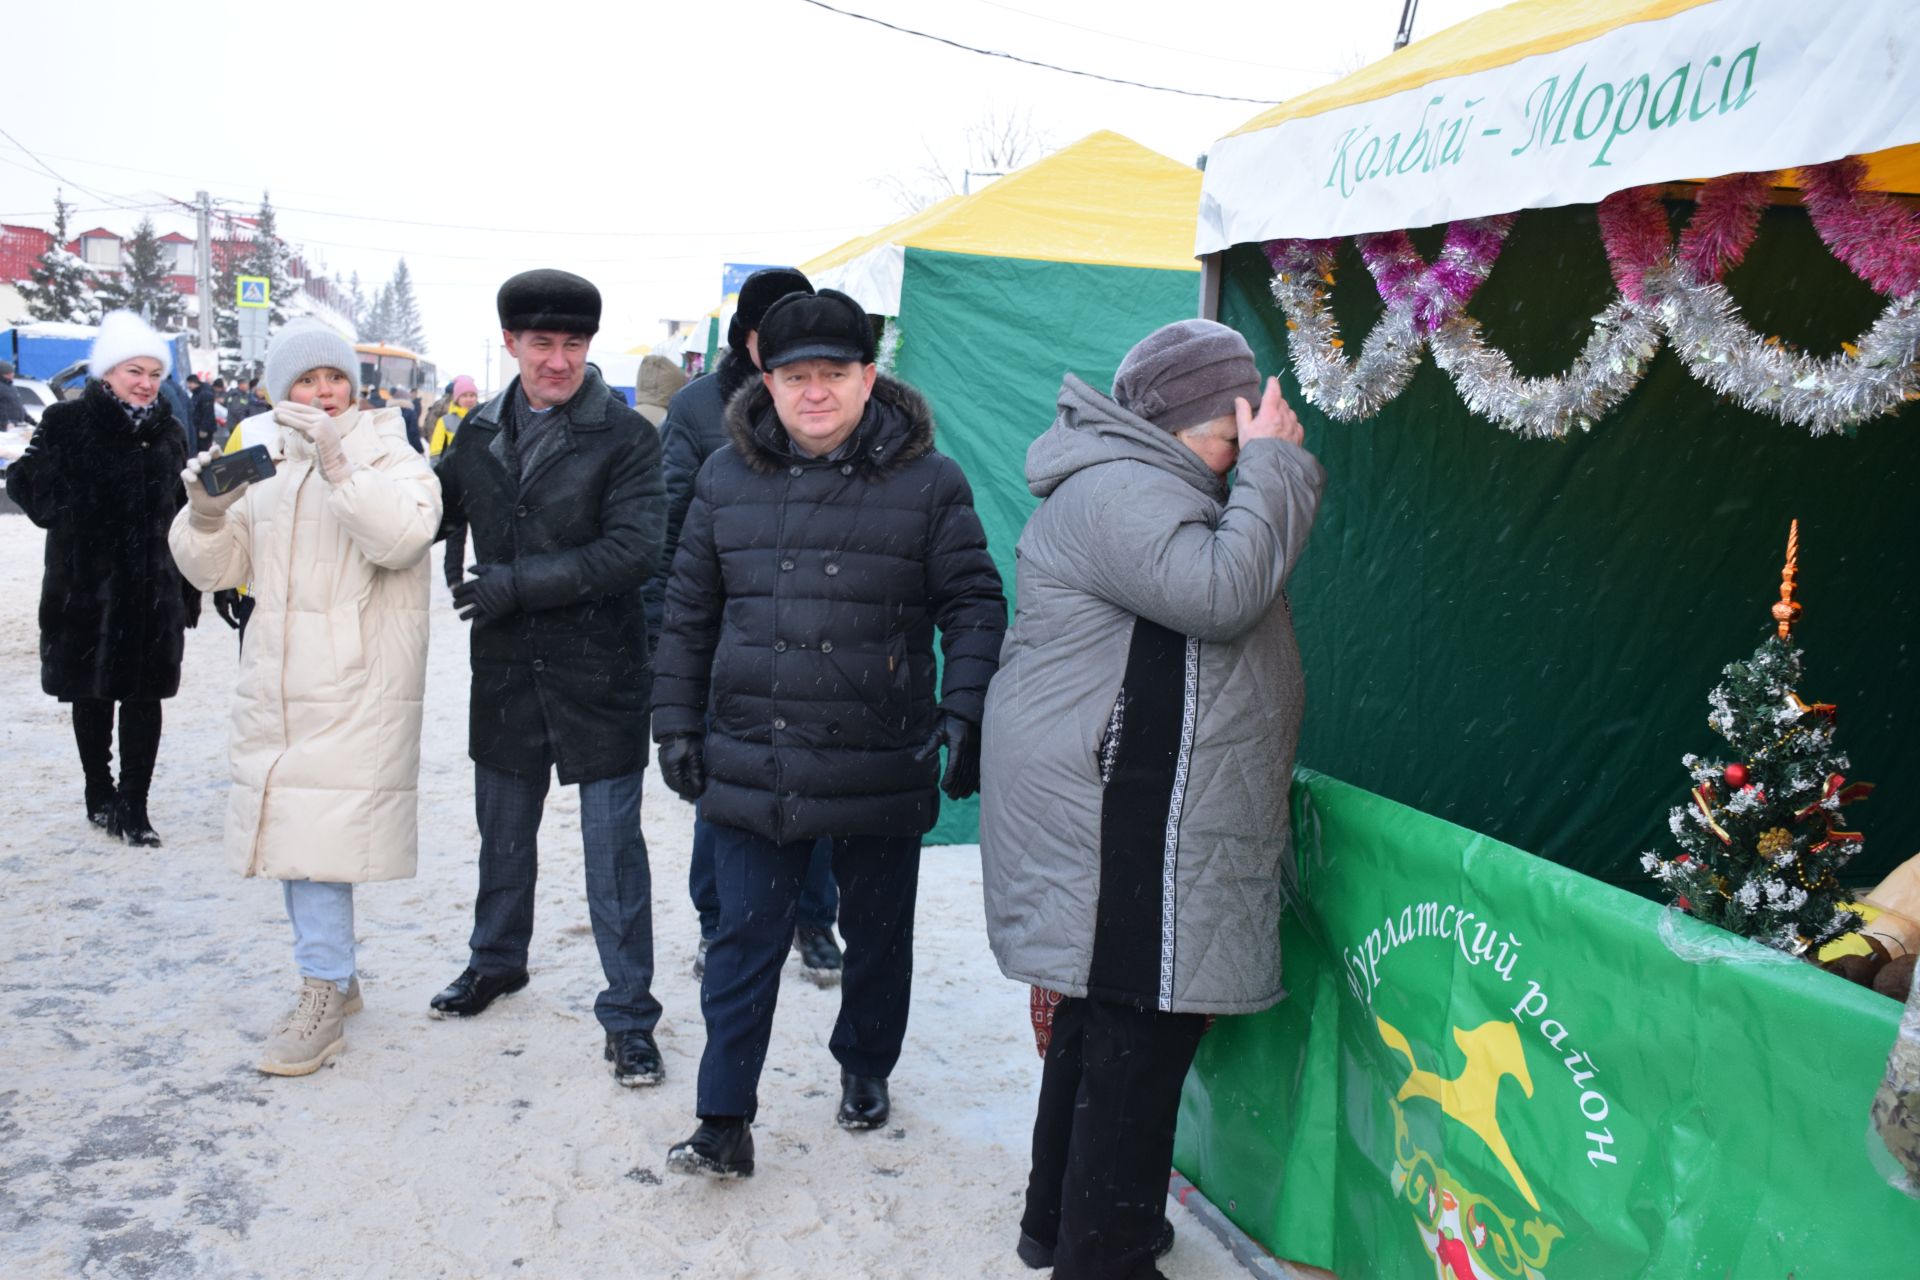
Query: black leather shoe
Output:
[[837, 1069, 890, 1130], [666, 1118, 754, 1179], [428, 967, 529, 1019], [604, 1029, 664, 1086], [1016, 1217, 1176, 1269]]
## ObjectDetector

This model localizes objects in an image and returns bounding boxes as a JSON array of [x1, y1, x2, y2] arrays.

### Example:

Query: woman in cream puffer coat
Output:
[[170, 319, 442, 1077]]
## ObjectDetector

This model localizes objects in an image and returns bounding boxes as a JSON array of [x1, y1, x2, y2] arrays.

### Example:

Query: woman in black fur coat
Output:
[[4, 312, 200, 844]]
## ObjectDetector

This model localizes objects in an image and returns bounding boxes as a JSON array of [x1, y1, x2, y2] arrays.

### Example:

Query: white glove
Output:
[[309, 416, 354, 486], [273, 400, 354, 486], [272, 399, 330, 436], [181, 447, 248, 521]]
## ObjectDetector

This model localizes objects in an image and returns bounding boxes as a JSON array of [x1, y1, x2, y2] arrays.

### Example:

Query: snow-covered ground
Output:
[[0, 511, 1257, 1280]]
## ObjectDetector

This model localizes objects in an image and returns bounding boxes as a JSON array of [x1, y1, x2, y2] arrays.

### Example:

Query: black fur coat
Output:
[[5, 380, 199, 701]]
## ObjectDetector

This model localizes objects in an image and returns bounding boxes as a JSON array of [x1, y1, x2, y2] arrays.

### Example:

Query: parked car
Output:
[[11, 377, 55, 425]]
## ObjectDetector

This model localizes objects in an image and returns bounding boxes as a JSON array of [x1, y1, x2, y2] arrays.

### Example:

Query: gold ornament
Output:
[[1772, 520, 1802, 640], [1757, 828, 1794, 861]]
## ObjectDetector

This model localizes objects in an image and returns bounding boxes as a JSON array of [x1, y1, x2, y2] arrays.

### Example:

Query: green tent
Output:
[[1172, 1, 1920, 1274], [802, 131, 1207, 844]]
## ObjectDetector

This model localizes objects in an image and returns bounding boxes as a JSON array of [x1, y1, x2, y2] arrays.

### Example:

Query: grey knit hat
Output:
[[1111, 319, 1260, 434], [264, 319, 361, 404]]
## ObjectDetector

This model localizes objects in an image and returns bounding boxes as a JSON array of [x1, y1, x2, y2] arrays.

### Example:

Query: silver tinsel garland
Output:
[[1649, 262, 1920, 437], [1427, 298, 1662, 440], [1267, 245, 1422, 422]]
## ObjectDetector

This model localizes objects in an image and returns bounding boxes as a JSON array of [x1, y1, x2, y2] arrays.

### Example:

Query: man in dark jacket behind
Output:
[[187, 374, 220, 450], [652, 288, 1006, 1178], [429, 268, 670, 1089], [648, 268, 846, 987], [0, 360, 29, 427]]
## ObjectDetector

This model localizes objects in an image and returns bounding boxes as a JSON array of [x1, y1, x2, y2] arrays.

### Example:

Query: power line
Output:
[[795, 0, 1282, 104], [961, 0, 1336, 77], [0, 126, 155, 215], [0, 141, 874, 241]]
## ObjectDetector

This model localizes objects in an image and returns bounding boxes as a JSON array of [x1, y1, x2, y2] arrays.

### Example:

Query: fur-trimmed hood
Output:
[[723, 372, 935, 478]]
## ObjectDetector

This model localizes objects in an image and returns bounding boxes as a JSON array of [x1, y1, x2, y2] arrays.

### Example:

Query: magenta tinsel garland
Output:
[[1597, 186, 1670, 302], [1354, 218, 1512, 333], [1800, 157, 1920, 298], [1678, 171, 1773, 284]]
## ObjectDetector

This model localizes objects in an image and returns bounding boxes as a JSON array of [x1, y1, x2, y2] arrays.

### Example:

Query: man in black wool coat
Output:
[[427, 268, 670, 1092], [651, 287, 1006, 1179]]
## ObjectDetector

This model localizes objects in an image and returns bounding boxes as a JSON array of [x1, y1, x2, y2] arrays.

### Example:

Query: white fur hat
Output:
[[89, 310, 173, 379]]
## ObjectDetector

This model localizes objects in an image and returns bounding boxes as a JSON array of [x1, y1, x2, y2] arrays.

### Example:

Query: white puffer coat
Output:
[[169, 408, 442, 882]]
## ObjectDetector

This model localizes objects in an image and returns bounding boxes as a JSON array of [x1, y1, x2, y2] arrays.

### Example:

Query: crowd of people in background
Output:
[[3, 267, 1326, 1280]]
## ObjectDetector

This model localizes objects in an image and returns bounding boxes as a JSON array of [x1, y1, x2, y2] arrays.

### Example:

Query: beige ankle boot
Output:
[[258, 977, 349, 1076]]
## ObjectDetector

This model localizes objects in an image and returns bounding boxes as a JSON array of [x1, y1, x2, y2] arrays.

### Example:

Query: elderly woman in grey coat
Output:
[[979, 319, 1324, 1279]]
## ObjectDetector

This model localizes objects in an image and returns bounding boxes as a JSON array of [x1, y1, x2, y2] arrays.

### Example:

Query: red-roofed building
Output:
[[0, 224, 55, 281]]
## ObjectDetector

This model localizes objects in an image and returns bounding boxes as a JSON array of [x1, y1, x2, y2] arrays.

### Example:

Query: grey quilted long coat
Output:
[[978, 374, 1325, 1015]]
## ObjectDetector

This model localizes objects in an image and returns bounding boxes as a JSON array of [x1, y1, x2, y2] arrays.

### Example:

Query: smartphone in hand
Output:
[[201, 445, 276, 497]]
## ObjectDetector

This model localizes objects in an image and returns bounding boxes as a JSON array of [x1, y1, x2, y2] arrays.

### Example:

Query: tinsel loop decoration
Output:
[[1643, 170, 1920, 436], [1264, 238, 1422, 421], [1262, 217, 1511, 423], [1260, 157, 1920, 437]]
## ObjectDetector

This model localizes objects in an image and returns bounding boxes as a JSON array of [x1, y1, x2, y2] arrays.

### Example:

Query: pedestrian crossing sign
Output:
[[236, 276, 270, 308]]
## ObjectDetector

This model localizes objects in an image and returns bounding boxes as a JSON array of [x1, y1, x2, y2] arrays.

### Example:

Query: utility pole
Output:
[[194, 191, 214, 351], [1393, 0, 1420, 50]]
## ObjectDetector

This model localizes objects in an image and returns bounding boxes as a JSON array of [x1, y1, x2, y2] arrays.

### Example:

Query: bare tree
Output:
[[877, 107, 1055, 214]]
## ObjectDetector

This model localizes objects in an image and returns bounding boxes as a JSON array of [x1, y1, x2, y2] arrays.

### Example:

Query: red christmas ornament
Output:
[[1676, 896, 1693, 911], [1724, 763, 1749, 788]]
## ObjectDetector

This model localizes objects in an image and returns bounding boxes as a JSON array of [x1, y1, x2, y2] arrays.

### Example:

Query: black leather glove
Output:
[[451, 563, 520, 622], [913, 711, 980, 801], [182, 585, 202, 630], [212, 588, 243, 631], [657, 735, 707, 802]]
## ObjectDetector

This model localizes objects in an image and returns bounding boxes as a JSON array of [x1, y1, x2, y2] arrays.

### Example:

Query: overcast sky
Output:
[[1, 0, 1505, 384]]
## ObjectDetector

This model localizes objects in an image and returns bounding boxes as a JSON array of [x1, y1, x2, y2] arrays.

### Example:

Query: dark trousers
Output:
[[689, 813, 837, 939], [234, 592, 256, 650], [71, 699, 162, 802], [1021, 997, 1209, 1280], [468, 762, 661, 1034], [696, 824, 920, 1119]]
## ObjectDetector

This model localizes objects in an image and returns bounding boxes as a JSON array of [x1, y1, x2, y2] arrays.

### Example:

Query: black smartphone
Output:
[[201, 445, 276, 497]]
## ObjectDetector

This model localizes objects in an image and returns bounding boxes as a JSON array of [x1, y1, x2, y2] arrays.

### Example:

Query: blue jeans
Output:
[[468, 762, 662, 1034], [689, 814, 837, 939], [696, 825, 920, 1119], [283, 880, 355, 991]]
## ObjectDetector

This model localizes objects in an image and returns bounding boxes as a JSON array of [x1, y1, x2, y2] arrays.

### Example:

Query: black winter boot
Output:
[[666, 1118, 754, 1179], [109, 792, 162, 847], [84, 777, 115, 829]]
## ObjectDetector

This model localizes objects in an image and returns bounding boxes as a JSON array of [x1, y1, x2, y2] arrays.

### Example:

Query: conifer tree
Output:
[[387, 258, 428, 353], [94, 218, 187, 330], [18, 191, 102, 325], [1643, 524, 1873, 954], [243, 192, 294, 325]]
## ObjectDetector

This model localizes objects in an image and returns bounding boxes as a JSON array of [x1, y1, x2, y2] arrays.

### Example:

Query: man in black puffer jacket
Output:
[[654, 289, 1005, 1179], [648, 268, 845, 987]]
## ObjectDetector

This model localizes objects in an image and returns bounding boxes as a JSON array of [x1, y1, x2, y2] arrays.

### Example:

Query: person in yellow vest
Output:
[[209, 394, 283, 641], [428, 374, 478, 459]]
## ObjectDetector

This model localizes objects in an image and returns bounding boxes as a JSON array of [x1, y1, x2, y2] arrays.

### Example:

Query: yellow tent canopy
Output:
[[803, 131, 1201, 315], [1198, 0, 1920, 250]]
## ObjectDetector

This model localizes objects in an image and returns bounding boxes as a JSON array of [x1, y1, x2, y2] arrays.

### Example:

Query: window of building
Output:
[[81, 236, 120, 269]]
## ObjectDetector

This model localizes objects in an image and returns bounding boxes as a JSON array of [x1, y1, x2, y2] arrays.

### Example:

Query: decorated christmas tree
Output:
[[1643, 522, 1874, 955]]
